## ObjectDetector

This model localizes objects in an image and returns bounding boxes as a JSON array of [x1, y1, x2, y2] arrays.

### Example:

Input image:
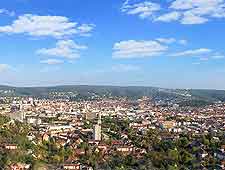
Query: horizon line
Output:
[[1, 84, 225, 91]]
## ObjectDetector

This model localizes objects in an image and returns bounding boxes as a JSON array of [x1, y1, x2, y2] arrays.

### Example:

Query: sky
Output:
[[0, 0, 225, 89]]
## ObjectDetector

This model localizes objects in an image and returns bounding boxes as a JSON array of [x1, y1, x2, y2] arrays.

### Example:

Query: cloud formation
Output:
[[171, 48, 212, 56], [0, 14, 95, 38], [0, 9, 15, 16], [37, 40, 87, 59], [211, 55, 225, 59], [40, 59, 64, 65], [155, 38, 187, 45], [122, 0, 225, 24], [121, 1, 160, 19], [113, 40, 168, 59], [0, 64, 11, 73], [156, 38, 176, 44], [155, 12, 181, 22]]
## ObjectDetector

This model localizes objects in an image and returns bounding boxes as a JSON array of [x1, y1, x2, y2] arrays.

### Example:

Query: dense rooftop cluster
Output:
[[0, 95, 224, 170]]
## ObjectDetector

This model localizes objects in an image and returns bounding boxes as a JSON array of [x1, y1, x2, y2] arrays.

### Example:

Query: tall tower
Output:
[[97, 112, 101, 125], [93, 113, 101, 141]]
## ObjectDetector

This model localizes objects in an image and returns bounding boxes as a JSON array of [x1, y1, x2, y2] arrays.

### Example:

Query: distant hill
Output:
[[1, 85, 225, 105]]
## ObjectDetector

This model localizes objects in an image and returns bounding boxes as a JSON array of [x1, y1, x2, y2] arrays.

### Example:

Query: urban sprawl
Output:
[[0, 93, 224, 170]]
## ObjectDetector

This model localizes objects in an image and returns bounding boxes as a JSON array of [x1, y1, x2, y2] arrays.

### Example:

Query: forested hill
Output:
[[1, 85, 225, 104]]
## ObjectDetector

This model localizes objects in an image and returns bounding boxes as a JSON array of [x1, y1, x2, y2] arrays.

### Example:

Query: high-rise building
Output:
[[93, 113, 101, 141]]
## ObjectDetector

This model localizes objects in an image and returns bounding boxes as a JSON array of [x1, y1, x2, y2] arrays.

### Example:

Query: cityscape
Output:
[[0, 0, 225, 170], [0, 86, 224, 169]]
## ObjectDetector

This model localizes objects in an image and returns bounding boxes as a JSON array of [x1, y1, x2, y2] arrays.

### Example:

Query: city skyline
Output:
[[1, 0, 225, 89]]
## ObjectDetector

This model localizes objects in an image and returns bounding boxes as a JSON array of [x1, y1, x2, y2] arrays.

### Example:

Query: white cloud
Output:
[[171, 48, 212, 56], [0, 64, 11, 73], [121, 1, 161, 19], [211, 55, 225, 59], [156, 38, 187, 45], [178, 39, 188, 45], [0, 9, 15, 16], [170, 0, 224, 11], [40, 59, 64, 65], [37, 40, 87, 59], [155, 12, 181, 22], [171, 0, 225, 24], [156, 38, 176, 44], [77, 24, 95, 36], [181, 12, 209, 24], [113, 40, 168, 59], [156, 38, 177, 44], [112, 64, 140, 72], [122, 0, 225, 24], [0, 14, 95, 38]]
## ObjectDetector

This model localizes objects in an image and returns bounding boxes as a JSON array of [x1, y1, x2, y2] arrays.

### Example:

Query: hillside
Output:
[[1, 85, 225, 105]]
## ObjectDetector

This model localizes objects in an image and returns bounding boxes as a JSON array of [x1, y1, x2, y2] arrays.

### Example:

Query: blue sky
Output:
[[0, 0, 225, 89]]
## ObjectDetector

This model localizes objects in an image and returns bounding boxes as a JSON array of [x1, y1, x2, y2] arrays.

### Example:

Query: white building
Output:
[[93, 113, 101, 141], [94, 124, 101, 141]]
